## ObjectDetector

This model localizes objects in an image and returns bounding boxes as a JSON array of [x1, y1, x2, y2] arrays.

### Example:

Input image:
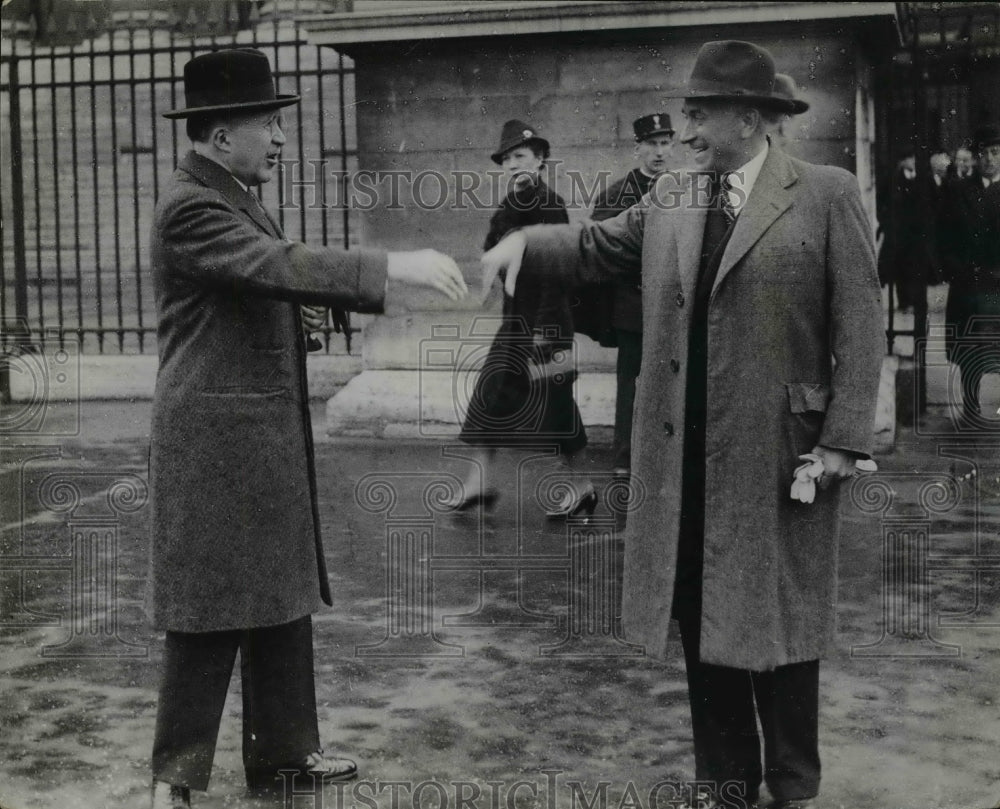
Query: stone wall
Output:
[[348, 24, 868, 271]]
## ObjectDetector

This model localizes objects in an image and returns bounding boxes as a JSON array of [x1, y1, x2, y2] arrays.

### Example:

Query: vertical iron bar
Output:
[[69, 38, 85, 347], [50, 42, 65, 348], [271, 10, 283, 232], [128, 24, 144, 353], [294, 7, 306, 244], [8, 45, 31, 335], [338, 52, 349, 249], [108, 28, 125, 352], [169, 16, 178, 173], [30, 37, 44, 334], [912, 41, 929, 414], [150, 23, 160, 203], [884, 59, 895, 355], [317, 45, 329, 246], [90, 28, 104, 351]]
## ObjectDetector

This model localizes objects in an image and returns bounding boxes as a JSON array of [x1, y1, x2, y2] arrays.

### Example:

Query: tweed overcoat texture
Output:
[[521, 147, 884, 669], [147, 151, 388, 633]]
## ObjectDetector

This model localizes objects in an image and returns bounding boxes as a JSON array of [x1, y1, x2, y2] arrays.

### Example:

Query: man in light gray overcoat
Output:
[[146, 49, 465, 809], [482, 41, 883, 809]]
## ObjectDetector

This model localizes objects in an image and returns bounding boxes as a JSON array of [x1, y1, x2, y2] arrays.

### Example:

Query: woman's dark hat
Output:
[[665, 40, 797, 113], [773, 73, 810, 114], [973, 123, 1000, 150], [163, 49, 300, 119], [633, 113, 674, 142], [491, 120, 550, 165]]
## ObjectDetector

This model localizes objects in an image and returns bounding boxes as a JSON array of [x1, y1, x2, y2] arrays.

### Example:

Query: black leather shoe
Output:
[[545, 487, 598, 521], [444, 488, 500, 512], [151, 780, 191, 809]]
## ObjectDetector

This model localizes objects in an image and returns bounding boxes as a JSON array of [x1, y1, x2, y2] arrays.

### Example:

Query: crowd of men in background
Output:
[[878, 126, 1000, 423]]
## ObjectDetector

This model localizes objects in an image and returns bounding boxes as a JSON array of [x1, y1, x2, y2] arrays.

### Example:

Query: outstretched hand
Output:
[[300, 304, 327, 331], [386, 249, 468, 301], [481, 231, 527, 301]]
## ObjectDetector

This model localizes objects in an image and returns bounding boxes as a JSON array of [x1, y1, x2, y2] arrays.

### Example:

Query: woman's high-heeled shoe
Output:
[[545, 487, 598, 521], [445, 489, 500, 513]]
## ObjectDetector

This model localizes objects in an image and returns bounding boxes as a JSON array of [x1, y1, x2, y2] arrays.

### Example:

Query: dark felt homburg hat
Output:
[[163, 48, 299, 119], [491, 120, 550, 165], [665, 40, 797, 114]]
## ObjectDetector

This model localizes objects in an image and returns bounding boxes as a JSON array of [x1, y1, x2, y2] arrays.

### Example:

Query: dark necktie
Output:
[[720, 173, 737, 224]]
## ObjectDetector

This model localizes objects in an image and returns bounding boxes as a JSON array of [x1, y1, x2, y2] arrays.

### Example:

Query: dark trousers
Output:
[[612, 328, 642, 471], [152, 616, 320, 791], [673, 491, 820, 805], [673, 606, 821, 805]]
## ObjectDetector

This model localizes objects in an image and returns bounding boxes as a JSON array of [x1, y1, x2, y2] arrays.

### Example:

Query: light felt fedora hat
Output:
[[163, 48, 299, 119], [665, 40, 797, 114]]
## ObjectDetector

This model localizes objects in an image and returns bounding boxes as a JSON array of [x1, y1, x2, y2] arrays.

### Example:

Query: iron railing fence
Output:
[[1, 0, 358, 360]]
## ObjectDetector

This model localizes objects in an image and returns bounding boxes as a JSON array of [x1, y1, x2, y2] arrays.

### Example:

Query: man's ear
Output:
[[211, 125, 232, 153], [739, 107, 761, 139]]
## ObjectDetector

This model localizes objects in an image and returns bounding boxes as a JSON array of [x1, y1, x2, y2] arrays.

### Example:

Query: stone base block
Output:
[[5, 353, 362, 402], [326, 369, 617, 440]]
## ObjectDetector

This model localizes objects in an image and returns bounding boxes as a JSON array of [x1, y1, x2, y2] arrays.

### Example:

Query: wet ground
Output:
[[2, 402, 1000, 809]]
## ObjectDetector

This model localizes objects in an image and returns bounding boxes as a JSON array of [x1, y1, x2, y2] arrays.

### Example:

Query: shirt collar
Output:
[[724, 141, 768, 215]]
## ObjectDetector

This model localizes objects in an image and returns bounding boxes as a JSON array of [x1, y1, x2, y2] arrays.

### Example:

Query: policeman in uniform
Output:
[[591, 113, 675, 479]]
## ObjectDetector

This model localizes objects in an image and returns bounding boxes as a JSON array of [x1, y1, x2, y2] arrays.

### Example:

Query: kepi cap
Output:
[[633, 113, 674, 142]]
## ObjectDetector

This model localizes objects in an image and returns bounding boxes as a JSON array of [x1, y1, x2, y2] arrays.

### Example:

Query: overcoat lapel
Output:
[[178, 151, 283, 239], [676, 174, 708, 301], [712, 147, 798, 296]]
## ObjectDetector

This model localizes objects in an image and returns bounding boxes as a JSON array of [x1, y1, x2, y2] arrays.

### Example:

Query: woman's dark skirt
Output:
[[459, 295, 587, 454]]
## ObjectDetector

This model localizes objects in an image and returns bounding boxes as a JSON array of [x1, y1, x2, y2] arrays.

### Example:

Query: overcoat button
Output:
[[676, 292, 685, 307], [670, 359, 680, 372], [663, 422, 674, 436]]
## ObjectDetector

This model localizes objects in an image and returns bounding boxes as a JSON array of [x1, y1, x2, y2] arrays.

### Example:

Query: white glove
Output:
[[790, 454, 879, 503]]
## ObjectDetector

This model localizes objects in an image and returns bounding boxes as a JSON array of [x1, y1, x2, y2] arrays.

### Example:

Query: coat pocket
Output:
[[784, 382, 830, 414]]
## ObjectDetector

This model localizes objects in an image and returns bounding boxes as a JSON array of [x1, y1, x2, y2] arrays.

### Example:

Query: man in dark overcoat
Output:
[[943, 124, 1000, 424], [591, 113, 675, 479], [482, 41, 883, 809], [146, 49, 466, 809]]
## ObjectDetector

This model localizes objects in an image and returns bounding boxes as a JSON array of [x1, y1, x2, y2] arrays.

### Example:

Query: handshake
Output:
[[298, 233, 533, 344], [299, 248, 471, 348]]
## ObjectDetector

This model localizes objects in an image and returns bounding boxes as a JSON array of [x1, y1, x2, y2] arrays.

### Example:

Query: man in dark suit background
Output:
[[482, 40, 883, 809], [147, 49, 466, 808], [591, 113, 675, 479], [943, 124, 1000, 424], [878, 148, 936, 328]]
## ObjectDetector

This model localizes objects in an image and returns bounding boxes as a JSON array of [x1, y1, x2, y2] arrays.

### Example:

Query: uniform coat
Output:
[[591, 167, 657, 331], [147, 151, 388, 633], [521, 147, 884, 669]]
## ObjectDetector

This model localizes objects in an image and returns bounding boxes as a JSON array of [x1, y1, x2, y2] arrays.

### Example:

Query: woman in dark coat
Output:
[[449, 120, 595, 518]]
